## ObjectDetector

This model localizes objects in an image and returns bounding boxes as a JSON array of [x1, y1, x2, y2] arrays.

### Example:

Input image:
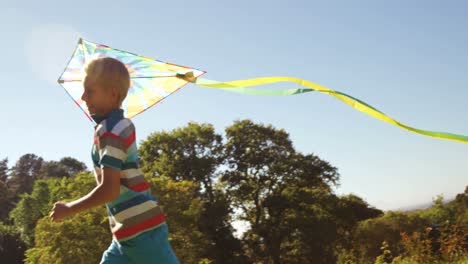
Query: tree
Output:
[[148, 177, 212, 263], [37, 161, 69, 179], [25, 208, 110, 264], [140, 122, 223, 199], [0, 158, 8, 183], [8, 154, 43, 196], [221, 120, 342, 263], [139, 122, 245, 263], [352, 211, 429, 262], [0, 158, 12, 221], [37, 157, 87, 179], [23, 172, 110, 264], [58, 157, 87, 177], [9, 180, 51, 246], [24, 169, 218, 263], [0, 221, 26, 264], [336, 194, 383, 227], [445, 186, 467, 229]]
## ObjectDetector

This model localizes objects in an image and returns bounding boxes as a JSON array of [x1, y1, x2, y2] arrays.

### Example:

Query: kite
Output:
[[57, 39, 468, 144]]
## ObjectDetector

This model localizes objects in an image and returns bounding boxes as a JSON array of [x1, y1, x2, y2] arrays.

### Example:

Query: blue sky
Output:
[[1, 0, 467, 211]]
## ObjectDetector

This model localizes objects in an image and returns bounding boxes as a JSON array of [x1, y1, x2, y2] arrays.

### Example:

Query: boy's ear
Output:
[[110, 88, 118, 98], [109, 88, 119, 105]]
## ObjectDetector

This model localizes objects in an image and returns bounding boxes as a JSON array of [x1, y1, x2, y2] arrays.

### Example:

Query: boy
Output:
[[49, 57, 179, 264]]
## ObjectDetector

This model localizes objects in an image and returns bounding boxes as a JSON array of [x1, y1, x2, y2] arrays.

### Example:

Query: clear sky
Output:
[[1, 0, 467, 211]]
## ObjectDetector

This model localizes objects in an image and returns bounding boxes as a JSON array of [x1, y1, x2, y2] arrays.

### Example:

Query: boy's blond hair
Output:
[[85, 57, 130, 106]]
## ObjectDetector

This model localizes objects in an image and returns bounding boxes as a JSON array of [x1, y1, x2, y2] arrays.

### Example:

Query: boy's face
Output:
[[81, 76, 118, 116]]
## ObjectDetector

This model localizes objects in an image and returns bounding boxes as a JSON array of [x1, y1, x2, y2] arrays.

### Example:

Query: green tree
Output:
[[352, 211, 429, 262], [0, 180, 12, 222], [24, 172, 110, 264], [416, 195, 451, 226], [140, 122, 223, 197], [0, 158, 8, 183], [0, 221, 26, 264], [10, 171, 98, 254], [444, 186, 467, 229], [58, 157, 88, 176], [25, 208, 109, 264], [8, 154, 43, 197], [222, 120, 342, 263], [336, 194, 383, 229], [37, 157, 87, 179], [9, 180, 51, 246], [24, 170, 219, 263], [0, 158, 15, 222], [334, 194, 383, 252], [140, 122, 245, 263], [148, 177, 212, 263], [375, 241, 393, 264]]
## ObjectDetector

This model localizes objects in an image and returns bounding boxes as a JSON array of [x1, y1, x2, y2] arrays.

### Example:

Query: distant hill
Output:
[[393, 195, 456, 212], [395, 201, 433, 212]]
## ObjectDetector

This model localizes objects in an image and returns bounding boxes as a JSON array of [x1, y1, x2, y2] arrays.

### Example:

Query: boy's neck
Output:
[[91, 108, 124, 124]]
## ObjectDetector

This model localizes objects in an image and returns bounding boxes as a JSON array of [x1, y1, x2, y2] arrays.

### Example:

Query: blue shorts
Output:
[[100, 224, 179, 264]]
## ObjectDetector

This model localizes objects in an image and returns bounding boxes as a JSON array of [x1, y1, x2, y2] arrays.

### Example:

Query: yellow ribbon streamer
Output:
[[189, 75, 468, 144]]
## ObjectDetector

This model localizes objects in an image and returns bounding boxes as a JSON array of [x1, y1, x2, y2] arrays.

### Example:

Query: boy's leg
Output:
[[100, 239, 131, 264], [120, 224, 179, 264]]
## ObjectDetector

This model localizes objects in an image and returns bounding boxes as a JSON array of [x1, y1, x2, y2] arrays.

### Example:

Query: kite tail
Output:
[[192, 76, 468, 144]]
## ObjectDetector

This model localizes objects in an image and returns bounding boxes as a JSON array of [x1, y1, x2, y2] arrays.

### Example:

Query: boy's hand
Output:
[[47, 167, 120, 222], [49, 202, 74, 222]]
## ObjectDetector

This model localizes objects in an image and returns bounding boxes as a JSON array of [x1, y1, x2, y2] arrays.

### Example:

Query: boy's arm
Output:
[[49, 167, 120, 222]]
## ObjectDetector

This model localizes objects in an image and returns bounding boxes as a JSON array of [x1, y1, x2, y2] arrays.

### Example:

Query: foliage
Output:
[[0, 221, 26, 264], [0, 121, 466, 263]]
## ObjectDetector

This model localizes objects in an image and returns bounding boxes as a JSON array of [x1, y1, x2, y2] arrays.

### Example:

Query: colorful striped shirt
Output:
[[91, 109, 166, 241]]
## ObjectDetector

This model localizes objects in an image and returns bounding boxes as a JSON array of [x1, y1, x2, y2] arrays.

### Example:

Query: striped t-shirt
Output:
[[91, 108, 165, 241]]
